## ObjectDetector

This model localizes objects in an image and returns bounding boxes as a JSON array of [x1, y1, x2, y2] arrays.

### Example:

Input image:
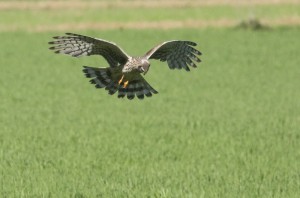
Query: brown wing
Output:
[[144, 40, 202, 71], [49, 33, 130, 67]]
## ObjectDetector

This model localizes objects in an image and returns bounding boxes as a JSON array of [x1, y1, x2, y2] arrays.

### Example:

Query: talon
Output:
[[123, 81, 129, 88], [118, 75, 124, 85]]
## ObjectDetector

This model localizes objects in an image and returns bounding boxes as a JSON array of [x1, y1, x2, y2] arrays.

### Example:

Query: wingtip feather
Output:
[[65, 32, 75, 36], [65, 32, 81, 37], [195, 50, 202, 55], [185, 41, 197, 46]]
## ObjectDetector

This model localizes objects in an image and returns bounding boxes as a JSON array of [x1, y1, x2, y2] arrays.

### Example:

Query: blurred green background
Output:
[[0, 0, 300, 197]]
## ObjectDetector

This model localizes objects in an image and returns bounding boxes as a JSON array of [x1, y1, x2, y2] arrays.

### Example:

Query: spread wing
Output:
[[144, 40, 202, 71], [48, 33, 130, 67]]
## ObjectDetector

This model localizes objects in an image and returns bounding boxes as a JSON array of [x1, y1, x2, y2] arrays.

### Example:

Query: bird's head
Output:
[[138, 59, 150, 75]]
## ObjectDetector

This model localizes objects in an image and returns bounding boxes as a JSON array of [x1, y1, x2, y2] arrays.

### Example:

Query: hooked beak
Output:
[[140, 66, 148, 75]]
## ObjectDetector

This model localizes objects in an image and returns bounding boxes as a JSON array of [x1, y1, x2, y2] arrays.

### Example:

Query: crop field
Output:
[[1, 0, 300, 197]]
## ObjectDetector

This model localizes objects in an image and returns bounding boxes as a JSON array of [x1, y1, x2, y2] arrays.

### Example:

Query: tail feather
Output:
[[105, 82, 118, 95], [83, 66, 158, 99], [126, 84, 135, 100]]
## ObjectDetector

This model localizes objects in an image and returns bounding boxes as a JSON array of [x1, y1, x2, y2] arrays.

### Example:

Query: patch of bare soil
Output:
[[1, 17, 300, 33], [32, 19, 236, 32], [0, 0, 299, 10]]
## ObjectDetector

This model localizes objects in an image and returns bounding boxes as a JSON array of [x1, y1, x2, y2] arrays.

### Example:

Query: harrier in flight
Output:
[[49, 33, 202, 99]]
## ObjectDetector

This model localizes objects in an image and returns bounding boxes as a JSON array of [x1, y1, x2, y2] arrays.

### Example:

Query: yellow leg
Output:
[[118, 75, 124, 85], [123, 81, 129, 88]]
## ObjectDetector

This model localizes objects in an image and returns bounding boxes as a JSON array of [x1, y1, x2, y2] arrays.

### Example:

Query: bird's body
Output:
[[121, 56, 150, 75], [49, 33, 202, 99]]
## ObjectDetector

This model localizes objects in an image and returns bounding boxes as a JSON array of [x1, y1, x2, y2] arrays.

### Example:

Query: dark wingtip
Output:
[[190, 62, 197, 68], [82, 68, 89, 75], [184, 67, 190, 72], [49, 46, 55, 50], [151, 89, 158, 94], [95, 84, 102, 88], [82, 67, 87, 72], [187, 41, 197, 46], [66, 32, 78, 37]]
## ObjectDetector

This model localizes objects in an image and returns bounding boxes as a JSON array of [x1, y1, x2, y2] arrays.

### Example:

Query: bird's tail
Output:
[[82, 66, 158, 99]]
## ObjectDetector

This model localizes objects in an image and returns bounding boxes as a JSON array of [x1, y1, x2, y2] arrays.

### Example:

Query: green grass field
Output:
[[1, 1, 300, 197]]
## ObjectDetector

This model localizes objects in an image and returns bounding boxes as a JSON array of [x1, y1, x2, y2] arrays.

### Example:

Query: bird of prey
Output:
[[48, 33, 202, 100]]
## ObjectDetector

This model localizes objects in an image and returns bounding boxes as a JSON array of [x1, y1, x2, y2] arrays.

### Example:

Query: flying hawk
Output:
[[49, 33, 202, 100]]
